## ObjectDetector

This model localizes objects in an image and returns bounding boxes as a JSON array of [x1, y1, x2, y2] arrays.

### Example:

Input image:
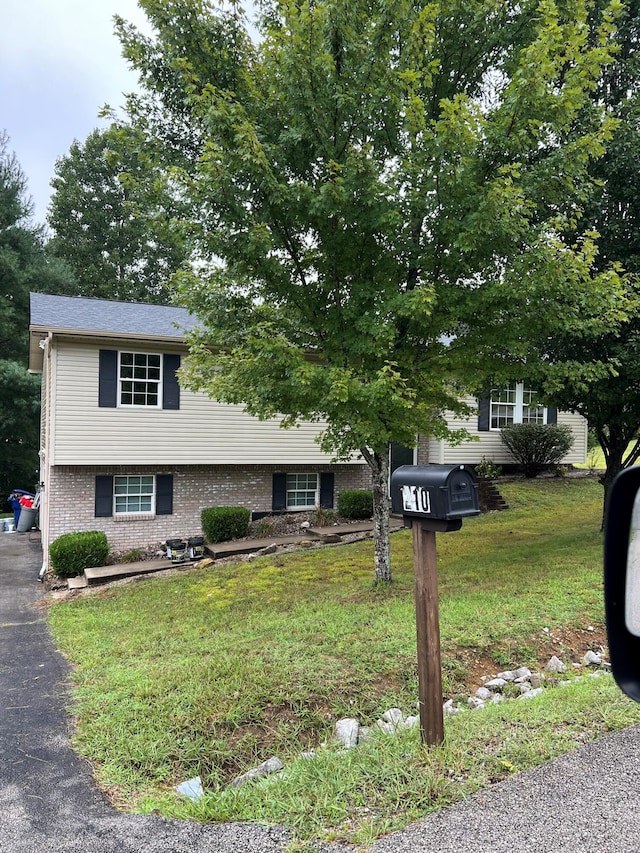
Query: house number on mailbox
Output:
[[401, 485, 431, 515]]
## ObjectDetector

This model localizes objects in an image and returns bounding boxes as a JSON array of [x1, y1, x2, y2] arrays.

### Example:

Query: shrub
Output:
[[201, 506, 250, 543], [500, 423, 574, 478], [337, 489, 373, 519], [49, 530, 110, 579], [310, 506, 336, 527], [475, 456, 502, 480]]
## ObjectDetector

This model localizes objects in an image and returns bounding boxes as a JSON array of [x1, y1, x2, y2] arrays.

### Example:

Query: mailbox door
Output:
[[444, 469, 479, 518]]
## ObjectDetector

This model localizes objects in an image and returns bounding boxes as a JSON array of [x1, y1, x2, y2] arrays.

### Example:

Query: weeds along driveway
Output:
[[0, 531, 295, 853]]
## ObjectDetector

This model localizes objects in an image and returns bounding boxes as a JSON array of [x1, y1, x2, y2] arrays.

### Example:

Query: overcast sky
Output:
[[0, 0, 152, 226]]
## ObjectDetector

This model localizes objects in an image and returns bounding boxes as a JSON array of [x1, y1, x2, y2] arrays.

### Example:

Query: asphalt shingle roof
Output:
[[30, 293, 197, 339]]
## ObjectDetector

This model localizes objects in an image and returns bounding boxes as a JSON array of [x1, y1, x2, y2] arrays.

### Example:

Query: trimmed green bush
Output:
[[500, 423, 574, 478], [49, 530, 109, 579], [201, 506, 250, 543], [337, 489, 373, 519]]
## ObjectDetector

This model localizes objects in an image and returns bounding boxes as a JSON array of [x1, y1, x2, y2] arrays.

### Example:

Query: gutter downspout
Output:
[[38, 333, 52, 580]]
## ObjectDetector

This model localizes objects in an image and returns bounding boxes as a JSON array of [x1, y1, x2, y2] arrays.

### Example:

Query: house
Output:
[[28, 293, 587, 567]]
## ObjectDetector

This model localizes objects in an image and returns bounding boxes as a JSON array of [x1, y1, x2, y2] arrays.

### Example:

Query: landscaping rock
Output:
[[335, 717, 360, 749], [174, 776, 204, 801], [443, 699, 460, 716], [230, 757, 284, 788], [484, 677, 508, 691], [583, 650, 603, 666], [382, 708, 404, 728], [519, 687, 544, 700], [545, 655, 567, 673], [475, 687, 492, 701]]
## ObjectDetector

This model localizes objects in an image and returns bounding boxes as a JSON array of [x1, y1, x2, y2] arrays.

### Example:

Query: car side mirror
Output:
[[604, 466, 640, 703]]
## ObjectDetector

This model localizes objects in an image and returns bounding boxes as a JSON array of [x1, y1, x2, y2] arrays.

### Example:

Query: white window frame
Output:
[[113, 475, 156, 515], [118, 352, 163, 408], [490, 383, 546, 430], [286, 473, 319, 510]]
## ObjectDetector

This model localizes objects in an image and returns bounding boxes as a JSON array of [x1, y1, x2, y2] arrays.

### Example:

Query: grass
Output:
[[47, 476, 640, 847]]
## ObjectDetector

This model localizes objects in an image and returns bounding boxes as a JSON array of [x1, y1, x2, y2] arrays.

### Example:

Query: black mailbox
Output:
[[390, 464, 480, 531]]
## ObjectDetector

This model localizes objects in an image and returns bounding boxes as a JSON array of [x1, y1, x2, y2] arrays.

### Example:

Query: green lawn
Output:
[[48, 477, 640, 847]]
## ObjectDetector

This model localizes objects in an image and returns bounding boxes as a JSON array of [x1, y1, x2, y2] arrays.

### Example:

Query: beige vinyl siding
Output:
[[427, 398, 588, 466], [50, 340, 350, 466]]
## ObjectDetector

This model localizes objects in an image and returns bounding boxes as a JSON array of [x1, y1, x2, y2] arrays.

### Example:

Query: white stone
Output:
[[491, 693, 505, 704], [229, 756, 284, 788], [443, 699, 460, 716], [402, 715, 419, 729], [335, 718, 360, 748], [583, 650, 602, 667], [545, 655, 567, 673], [484, 678, 508, 691], [475, 687, 492, 701], [174, 776, 204, 801], [497, 670, 516, 681], [382, 708, 405, 727], [519, 688, 544, 700], [467, 696, 485, 710], [514, 667, 532, 680]]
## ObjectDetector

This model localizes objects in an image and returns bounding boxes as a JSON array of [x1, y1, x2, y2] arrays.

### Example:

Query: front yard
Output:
[[47, 476, 640, 848]]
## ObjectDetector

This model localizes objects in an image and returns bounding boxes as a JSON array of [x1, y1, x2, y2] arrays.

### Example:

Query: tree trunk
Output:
[[599, 438, 629, 531], [362, 445, 392, 584]]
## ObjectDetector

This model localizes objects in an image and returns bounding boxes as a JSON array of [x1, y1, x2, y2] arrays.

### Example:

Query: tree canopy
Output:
[[116, 0, 631, 580], [525, 0, 640, 520], [47, 124, 189, 304], [0, 132, 74, 495]]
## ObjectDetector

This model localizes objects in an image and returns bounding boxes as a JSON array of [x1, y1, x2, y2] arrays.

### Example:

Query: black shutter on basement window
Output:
[[272, 473, 287, 511], [547, 407, 558, 425], [162, 354, 181, 410], [98, 350, 118, 407], [156, 474, 174, 515], [95, 475, 114, 517], [319, 472, 334, 508], [478, 398, 490, 431]]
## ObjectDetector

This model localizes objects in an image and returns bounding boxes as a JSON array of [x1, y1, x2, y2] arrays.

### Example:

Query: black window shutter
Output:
[[319, 472, 334, 508], [478, 398, 490, 431], [156, 474, 173, 515], [163, 354, 181, 410], [95, 475, 114, 517], [272, 473, 287, 511], [98, 350, 118, 407], [547, 407, 558, 425]]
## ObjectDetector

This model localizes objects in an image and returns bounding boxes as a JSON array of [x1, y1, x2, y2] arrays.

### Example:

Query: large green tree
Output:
[[117, 0, 629, 581], [47, 124, 189, 304], [0, 132, 73, 495], [523, 0, 640, 522]]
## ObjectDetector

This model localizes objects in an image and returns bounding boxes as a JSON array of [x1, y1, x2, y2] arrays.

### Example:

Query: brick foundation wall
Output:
[[45, 463, 372, 554]]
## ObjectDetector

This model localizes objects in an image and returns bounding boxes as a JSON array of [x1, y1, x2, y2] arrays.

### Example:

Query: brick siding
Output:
[[46, 463, 372, 553]]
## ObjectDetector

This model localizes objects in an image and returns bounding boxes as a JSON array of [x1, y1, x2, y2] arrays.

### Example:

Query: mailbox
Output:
[[390, 464, 480, 531]]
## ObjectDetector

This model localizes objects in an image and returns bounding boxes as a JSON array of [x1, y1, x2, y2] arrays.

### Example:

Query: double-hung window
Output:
[[286, 473, 319, 509], [490, 383, 546, 430], [119, 353, 161, 407], [114, 475, 155, 514]]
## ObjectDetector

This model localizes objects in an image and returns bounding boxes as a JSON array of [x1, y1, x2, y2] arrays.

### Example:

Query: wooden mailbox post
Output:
[[390, 465, 480, 746]]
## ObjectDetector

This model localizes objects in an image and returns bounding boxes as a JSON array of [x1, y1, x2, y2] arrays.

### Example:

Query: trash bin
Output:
[[166, 539, 187, 563], [7, 490, 32, 528], [188, 536, 205, 560], [17, 506, 37, 532]]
